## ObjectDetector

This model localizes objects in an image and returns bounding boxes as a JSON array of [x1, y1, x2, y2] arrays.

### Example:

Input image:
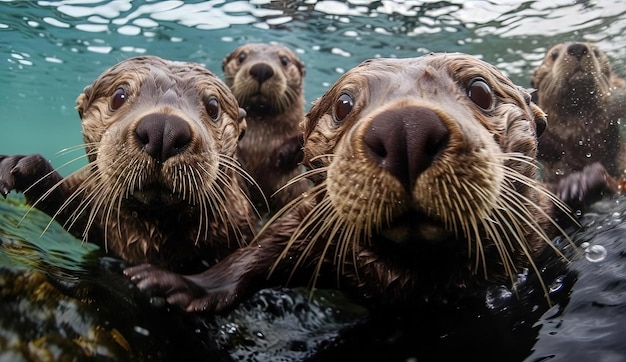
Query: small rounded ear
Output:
[[221, 55, 230, 72], [75, 84, 93, 119], [237, 107, 247, 141], [296, 57, 306, 77]]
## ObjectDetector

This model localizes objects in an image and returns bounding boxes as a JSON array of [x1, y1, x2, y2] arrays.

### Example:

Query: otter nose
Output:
[[135, 114, 191, 163], [567, 43, 589, 61], [249, 63, 274, 84], [363, 106, 449, 191]]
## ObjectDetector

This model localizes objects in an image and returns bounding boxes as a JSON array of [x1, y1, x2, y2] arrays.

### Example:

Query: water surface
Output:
[[2, 0, 626, 174]]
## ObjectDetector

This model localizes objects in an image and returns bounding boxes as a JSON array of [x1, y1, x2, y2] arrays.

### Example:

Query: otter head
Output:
[[531, 42, 615, 110], [222, 43, 305, 115], [285, 53, 557, 304], [74, 56, 250, 262]]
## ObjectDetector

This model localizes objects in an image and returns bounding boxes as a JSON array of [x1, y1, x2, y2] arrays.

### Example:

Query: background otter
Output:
[[0, 56, 256, 273], [531, 42, 626, 183], [126, 53, 614, 313], [222, 43, 310, 215]]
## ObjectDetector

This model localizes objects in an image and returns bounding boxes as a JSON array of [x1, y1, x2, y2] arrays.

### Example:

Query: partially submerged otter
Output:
[[126, 53, 613, 312], [222, 43, 309, 214], [0, 56, 256, 273], [532, 42, 626, 182]]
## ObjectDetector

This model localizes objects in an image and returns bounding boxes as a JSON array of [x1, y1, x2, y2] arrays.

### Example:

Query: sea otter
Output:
[[125, 53, 614, 312], [0, 56, 256, 273], [222, 43, 310, 214], [531, 42, 626, 182]]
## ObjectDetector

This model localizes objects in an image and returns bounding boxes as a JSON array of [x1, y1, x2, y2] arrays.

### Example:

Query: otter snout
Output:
[[249, 63, 275, 84], [567, 43, 589, 61], [363, 106, 449, 191], [135, 114, 191, 163]]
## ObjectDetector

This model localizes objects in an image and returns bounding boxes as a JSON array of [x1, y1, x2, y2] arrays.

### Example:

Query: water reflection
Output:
[[0, 0, 625, 172]]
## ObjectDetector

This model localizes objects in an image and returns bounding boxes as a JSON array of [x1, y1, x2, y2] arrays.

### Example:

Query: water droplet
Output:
[[485, 285, 512, 310], [578, 140, 584, 146], [555, 169, 564, 176], [254, 331, 265, 339], [586, 153, 592, 158], [584, 244, 607, 263], [223, 322, 238, 334], [549, 275, 565, 293]]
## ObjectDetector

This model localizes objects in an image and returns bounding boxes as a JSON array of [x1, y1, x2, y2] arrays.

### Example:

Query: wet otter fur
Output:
[[0, 56, 256, 273], [532, 42, 626, 182], [126, 53, 613, 312], [223, 43, 310, 214]]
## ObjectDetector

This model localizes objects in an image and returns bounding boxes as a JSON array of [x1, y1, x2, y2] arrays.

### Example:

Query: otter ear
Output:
[[75, 84, 93, 119], [296, 57, 306, 77], [221, 55, 230, 72], [237, 107, 247, 141]]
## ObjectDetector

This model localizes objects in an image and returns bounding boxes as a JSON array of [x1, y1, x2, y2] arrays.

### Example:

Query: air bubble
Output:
[[548, 275, 565, 293], [584, 244, 607, 263]]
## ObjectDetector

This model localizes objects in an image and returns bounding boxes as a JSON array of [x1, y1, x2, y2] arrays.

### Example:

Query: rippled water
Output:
[[2, 0, 626, 174]]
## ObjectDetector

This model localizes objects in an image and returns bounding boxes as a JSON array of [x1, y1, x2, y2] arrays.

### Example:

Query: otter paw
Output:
[[274, 134, 304, 170], [125, 264, 197, 308], [554, 162, 618, 209], [124, 264, 237, 313], [0, 154, 59, 198]]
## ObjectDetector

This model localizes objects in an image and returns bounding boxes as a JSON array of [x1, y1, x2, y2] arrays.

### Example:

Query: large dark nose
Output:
[[249, 63, 274, 84], [567, 43, 589, 61], [135, 114, 191, 163], [363, 106, 449, 191]]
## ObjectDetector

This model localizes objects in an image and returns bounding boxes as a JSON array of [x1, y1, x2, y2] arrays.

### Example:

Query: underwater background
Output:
[[1, 0, 626, 175]]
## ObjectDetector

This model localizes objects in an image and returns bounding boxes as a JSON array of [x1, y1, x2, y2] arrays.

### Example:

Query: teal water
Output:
[[1, 0, 626, 175]]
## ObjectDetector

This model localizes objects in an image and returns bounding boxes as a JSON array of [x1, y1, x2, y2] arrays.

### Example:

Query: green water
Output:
[[1, 0, 626, 175]]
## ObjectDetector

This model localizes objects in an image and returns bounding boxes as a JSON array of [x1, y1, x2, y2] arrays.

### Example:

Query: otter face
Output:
[[76, 56, 246, 208], [72, 56, 251, 262], [531, 42, 613, 108], [281, 53, 557, 299], [222, 43, 305, 115]]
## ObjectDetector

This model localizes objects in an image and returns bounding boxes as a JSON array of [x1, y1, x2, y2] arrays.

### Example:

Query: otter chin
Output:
[[0, 56, 256, 273], [125, 53, 613, 313]]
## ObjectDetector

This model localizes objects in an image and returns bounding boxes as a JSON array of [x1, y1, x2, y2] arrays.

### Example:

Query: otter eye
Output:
[[467, 78, 494, 110], [111, 87, 127, 111], [280, 56, 289, 66], [535, 116, 547, 137], [237, 52, 246, 64], [205, 97, 220, 121], [333, 93, 354, 125]]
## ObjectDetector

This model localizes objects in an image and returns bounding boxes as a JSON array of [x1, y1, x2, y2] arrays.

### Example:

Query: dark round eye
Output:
[[467, 78, 494, 110], [238, 52, 246, 64], [111, 87, 127, 110], [535, 116, 547, 137], [280, 56, 289, 67], [334, 93, 354, 124], [206, 97, 220, 121]]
